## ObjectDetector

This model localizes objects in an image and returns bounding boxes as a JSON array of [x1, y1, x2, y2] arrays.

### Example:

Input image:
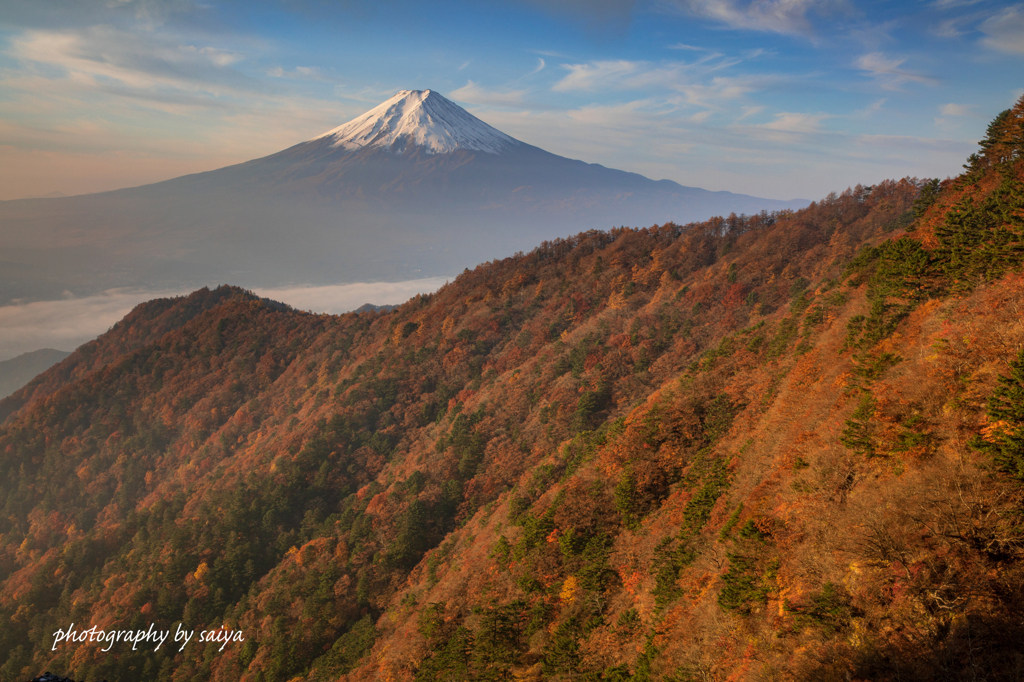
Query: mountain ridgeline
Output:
[[0, 90, 806, 302], [1, 98, 1024, 682], [0, 350, 70, 401]]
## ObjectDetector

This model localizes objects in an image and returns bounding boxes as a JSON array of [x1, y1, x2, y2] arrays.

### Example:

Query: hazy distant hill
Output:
[[0, 90, 807, 303], [354, 303, 398, 313], [0, 348, 70, 399], [0, 286, 275, 423]]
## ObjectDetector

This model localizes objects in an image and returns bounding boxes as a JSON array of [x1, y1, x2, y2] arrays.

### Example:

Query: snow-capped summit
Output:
[[312, 89, 521, 155]]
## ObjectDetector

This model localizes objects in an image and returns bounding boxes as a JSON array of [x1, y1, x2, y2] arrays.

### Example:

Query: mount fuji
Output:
[[0, 89, 807, 302]]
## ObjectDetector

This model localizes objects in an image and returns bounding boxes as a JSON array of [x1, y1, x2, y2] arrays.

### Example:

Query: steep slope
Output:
[[0, 90, 806, 302], [0, 98, 1022, 682]]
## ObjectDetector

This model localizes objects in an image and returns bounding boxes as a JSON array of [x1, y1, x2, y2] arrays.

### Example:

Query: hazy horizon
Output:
[[0, 277, 452, 362]]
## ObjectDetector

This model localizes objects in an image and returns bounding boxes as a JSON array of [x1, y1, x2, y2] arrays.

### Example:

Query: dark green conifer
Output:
[[974, 349, 1024, 480]]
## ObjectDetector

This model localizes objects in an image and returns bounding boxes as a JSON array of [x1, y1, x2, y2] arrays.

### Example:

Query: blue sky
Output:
[[1, 0, 1022, 201]]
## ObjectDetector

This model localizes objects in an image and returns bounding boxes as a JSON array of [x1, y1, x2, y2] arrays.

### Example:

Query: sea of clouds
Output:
[[0, 277, 451, 361]]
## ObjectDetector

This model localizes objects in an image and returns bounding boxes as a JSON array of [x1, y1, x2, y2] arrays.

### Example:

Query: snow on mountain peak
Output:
[[312, 89, 520, 155]]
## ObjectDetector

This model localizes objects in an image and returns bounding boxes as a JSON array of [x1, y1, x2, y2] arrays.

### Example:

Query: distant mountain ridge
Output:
[[0, 348, 70, 400], [0, 286, 272, 423], [0, 89, 807, 303]]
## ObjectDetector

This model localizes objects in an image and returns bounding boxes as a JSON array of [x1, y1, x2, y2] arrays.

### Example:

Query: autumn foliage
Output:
[[1, 96, 1024, 681]]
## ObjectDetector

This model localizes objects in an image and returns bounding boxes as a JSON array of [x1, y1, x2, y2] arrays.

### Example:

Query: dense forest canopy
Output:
[[1, 96, 1023, 682]]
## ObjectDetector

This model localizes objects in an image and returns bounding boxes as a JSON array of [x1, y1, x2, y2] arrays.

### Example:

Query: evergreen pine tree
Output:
[[974, 349, 1024, 479]]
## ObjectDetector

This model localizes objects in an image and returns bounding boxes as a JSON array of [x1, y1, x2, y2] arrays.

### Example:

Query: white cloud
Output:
[[0, 71, 362, 198], [449, 81, 530, 107], [759, 111, 829, 133], [852, 98, 886, 117], [665, 0, 849, 36], [565, 99, 654, 128], [0, 23, 372, 197], [855, 52, 938, 90], [932, 0, 985, 8], [932, 17, 966, 38], [550, 58, 752, 111], [252, 278, 451, 314], [474, 93, 977, 203], [530, 49, 570, 58], [0, 278, 451, 360], [1, 0, 207, 32], [184, 45, 241, 67], [979, 5, 1024, 54], [267, 65, 326, 80], [0, 288, 185, 359], [934, 103, 976, 131], [552, 60, 642, 91], [940, 103, 973, 116], [14, 27, 245, 90]]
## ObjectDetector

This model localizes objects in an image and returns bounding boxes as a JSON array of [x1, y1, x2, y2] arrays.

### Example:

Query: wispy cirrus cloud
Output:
[[479, 93, 948, 198], [759, 111, 830, 133], [551, 58, 751, 106], [10, 26, 254, 94], [450, 81, 530, 107], [0, 0, 206, 32], [742, 110, 831, 143], [0, 20, 370, 198], [851, 98, 886, 118], [934, 102, 978, 131], [663, 0, 850, 36], [552, 60, 644, 91], [932, 17, 967, 38], [979, 5, 1024, 54], [526, 58, 546, 76], [855, 52, 938, 90], [738, 105, 764, 119], [931, 0, 985, 8], [940, 103, 974, 117], [268, 66, 329, 81], [0, 0, 1013, 216]]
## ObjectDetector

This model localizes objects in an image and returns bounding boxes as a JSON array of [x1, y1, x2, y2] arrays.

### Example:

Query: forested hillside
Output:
[[1, 97, 1023, 682], [0, 286, 283, 423]]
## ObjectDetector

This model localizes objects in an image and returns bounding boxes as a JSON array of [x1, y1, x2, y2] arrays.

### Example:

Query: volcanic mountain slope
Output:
[[1, 99, 1023, 682], [0, 90, 806, 302]]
